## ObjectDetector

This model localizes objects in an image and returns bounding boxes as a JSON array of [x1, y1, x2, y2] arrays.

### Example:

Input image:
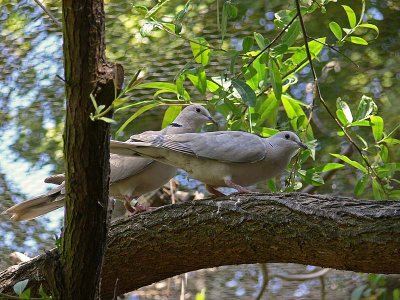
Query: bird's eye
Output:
[[196, 108, 201, 113], [285, 134, 290, 140]]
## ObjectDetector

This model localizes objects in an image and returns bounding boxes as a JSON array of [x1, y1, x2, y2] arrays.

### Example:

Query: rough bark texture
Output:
[[51, 0, 123, 299], [0, 193, 399, 299]]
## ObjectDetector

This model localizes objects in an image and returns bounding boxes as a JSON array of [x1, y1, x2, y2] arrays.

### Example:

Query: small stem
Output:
[[33, 0, 62, 28], [294, 0, 387, 197]]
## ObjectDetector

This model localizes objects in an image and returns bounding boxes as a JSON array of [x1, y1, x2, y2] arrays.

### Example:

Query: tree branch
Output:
[[0, 193, 399, 299]]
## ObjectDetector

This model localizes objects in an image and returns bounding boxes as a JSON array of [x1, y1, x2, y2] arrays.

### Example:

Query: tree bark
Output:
[[49, 0, 123, 299], [0, 193, 399, 299]]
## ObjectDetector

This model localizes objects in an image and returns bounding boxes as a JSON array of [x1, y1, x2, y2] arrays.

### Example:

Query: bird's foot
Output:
[[224, 179, 252, 194], [206, 185, 227, 197]]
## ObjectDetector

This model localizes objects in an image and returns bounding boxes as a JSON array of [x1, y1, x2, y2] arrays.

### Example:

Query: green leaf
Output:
[[186, 67, 207, 95], [350, 120, 370, 127], [145, 0, 173, 18], [226, 2, 238, 18], [221, 1, 228, 40], [116, 103, 160, 136], [254, 32, 266, 49], [281, 20, 300, 47], [269, 58, 282, 100], [330, 153, 368, 173], [383, 137, 400, 145], [256, 94, 279, 127], [266, 178, 278, 192], [272, 44, 289, 56], [336, 98, 353, 124], [342, 5, 357, 28], [13, 279, 29, 296], [346, 36, 368, 45], [359, 23, 379, 37], [20, 289, 31, 300], [289, 38, 326, 68], [135, 82, 190, 100], [372, 179, 385, 200], [336, 109, 349, 126], [244, 53, 266, 90], [90, 93, 98, 110], [281, 95, 307, 129], [351, 284, 367, 300], [98, 117, 117, 124], [354, 175, 368, 196], [355, 95, 377, 120], [329, 21, 343, 40], [231, 79, 257, 107], [317, 163, 345, 173], [190, 37, 211, 67], [242, 36, 254, 52], [162, 105, 182, 128], [370, 115, 384, 141]]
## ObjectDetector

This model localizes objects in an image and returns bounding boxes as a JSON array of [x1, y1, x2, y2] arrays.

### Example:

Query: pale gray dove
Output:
[[3, 105, 216, 221], [109, 131, 307, 196]]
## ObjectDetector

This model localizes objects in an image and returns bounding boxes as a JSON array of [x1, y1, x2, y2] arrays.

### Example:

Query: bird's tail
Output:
[[2, 186, 65, 221]]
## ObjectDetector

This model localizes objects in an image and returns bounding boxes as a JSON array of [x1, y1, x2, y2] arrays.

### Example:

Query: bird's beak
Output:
[[208, 116, 218, 126], [297, 141, 308, 149]]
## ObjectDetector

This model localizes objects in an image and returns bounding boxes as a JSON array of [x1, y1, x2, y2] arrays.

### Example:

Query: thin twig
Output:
[[33, 0, 62, 28], [255, 263, 269, 300], [241, 11, 300, 76], [294, 0, 387, 197], [307, 35, 359, 67]]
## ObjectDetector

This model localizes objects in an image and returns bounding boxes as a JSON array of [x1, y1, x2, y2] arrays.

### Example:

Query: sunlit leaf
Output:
[[190, 37, 211, 67], [329, 21, 343, 40], [355, 95, 377, 120], [346, 36, 368, 45], [342, 5, 357, 28], [336, 98, 353, 124], [98, 117, 117, 124], [370, 115, 384, 141], [383, 138, 400, 145], [116, 103, 160, 136], [330, 153, 368, 173], [135, 82, 190, 100], [231, 79, 257, 107], [162, 105, 182, 128], [254, 32, 267, 49], [359, 23, 379, 37], [317, 162, 345, 173]]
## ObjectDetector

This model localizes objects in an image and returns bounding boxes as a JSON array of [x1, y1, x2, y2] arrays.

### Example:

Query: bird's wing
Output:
[[110, 154, 154, 183], [130, 131, 267, 163]]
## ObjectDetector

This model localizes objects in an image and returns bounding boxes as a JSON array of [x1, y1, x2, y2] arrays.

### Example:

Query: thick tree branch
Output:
[[0, 193, 399, 299]]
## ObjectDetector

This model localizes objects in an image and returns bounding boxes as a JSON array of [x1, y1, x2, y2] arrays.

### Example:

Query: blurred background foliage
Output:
[[0, 0, 399, 298]]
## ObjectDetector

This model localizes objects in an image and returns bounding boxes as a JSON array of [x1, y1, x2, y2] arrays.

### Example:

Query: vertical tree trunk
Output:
[[45, 1, 123, 299]]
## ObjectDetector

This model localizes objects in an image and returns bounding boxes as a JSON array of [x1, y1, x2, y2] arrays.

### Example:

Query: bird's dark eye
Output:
[[196, 108, 201, 113], [285, 134, 290, 140]]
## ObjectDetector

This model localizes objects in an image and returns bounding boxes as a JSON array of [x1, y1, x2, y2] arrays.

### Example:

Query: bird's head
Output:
[[172, 104, 217, 131], [270, 131, 308, 156]]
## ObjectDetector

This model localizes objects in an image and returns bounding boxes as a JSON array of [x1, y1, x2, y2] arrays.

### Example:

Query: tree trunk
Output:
[[46, 0, 124, 299], [0, 193, 399, 299]]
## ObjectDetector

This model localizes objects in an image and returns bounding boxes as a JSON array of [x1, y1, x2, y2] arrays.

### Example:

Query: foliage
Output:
[[351, 274, 400, 300], [111, 0, 399, 199]]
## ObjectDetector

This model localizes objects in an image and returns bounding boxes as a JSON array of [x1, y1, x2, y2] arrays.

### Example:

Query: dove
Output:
[[3, 105, 216, 221], [109, 131, 307, 196]]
